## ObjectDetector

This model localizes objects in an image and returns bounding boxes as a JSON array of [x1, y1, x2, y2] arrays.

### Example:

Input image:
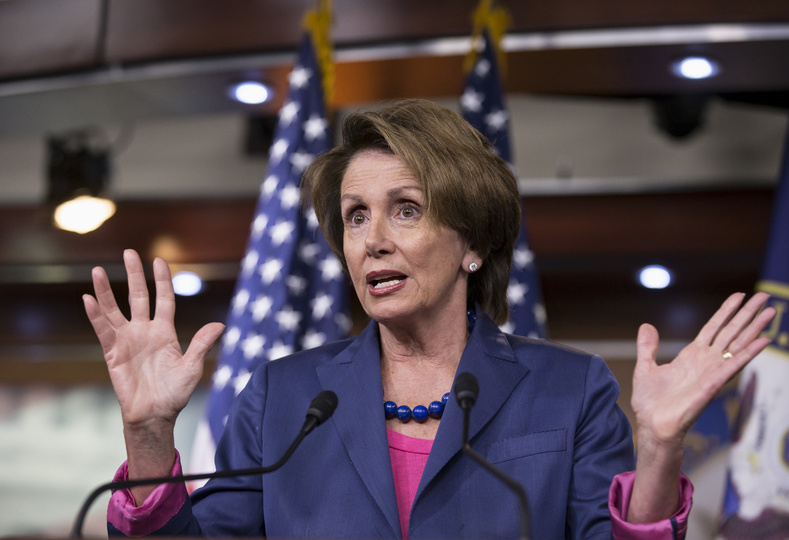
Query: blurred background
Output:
[[1, 0, 788, 537]]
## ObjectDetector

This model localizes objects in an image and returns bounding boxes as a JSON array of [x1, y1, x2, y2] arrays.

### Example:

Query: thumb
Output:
[[184, 322, 226, 364], [636, 323, 660, 371]]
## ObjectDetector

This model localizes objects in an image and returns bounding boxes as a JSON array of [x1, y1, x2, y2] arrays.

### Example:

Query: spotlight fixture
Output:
[[46, 128, 116, 234], [638, 265, 673, 289], [671, 56, 720, 80], [229, 81, 272, 105]]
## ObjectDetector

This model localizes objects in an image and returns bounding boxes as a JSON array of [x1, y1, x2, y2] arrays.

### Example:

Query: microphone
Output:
[[70, 390, 338, 538], [454, 373, 531, 540]]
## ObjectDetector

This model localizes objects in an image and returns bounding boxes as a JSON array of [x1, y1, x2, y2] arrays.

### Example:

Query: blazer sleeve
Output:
[[566, 354, 637, 539]]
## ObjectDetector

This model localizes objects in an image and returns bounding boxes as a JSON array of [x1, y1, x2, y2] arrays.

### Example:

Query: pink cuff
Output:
[[609, 471, 693, 540], [107, 451, 188, 537]]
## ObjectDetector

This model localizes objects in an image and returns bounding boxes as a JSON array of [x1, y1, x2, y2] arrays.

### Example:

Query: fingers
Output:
[[91, 264, 127, 329], [152, 258, 176, 323], [83, 293, 117, 354], [124, 249, 151, 321], [695, 292, 746, 346]]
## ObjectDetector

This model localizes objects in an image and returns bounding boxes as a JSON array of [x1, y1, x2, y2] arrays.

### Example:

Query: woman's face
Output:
[[340, 150, 474, 328]]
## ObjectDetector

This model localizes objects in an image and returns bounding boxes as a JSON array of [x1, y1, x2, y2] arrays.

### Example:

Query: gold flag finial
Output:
[[463, 0, 511, 75], [303, 0, 334, 110]]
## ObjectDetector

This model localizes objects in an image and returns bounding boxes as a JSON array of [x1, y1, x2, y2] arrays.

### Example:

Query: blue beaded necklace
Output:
[[382, 310, 476, 423]]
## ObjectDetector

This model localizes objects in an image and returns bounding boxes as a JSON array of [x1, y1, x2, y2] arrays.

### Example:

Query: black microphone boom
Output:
[[70, 390, 338, 538], [454, 372, 531, 540]]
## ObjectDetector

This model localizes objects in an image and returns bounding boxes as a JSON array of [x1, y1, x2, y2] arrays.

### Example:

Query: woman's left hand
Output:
[[627, 291, 775, 523], [632, 291, 774, 446]]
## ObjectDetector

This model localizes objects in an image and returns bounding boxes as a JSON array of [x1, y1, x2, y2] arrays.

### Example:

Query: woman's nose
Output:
[[365, 216, 394, 256]]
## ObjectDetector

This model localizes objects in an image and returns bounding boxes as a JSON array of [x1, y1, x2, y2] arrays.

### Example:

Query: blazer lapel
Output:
[[315, 322, 401, 538], [417, 315, 530, 496]]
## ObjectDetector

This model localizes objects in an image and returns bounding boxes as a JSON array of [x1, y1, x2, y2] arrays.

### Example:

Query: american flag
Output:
[[189, 28, 349, 479], [460, 27, 547, 339]]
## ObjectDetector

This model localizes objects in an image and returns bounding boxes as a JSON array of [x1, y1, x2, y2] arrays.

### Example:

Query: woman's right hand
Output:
[[83, 250, 224, 495], [84, 249, 225, 428]]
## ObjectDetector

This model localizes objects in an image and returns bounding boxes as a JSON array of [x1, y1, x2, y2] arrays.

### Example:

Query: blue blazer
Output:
[[148, 313, 635, 539]]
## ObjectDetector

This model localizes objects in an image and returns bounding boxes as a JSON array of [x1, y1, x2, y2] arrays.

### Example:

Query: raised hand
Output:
[[83, 250, 224, 497], [632, 292, 775, 446], [627, 292, 775, 523], [84, 249, 225, 427]]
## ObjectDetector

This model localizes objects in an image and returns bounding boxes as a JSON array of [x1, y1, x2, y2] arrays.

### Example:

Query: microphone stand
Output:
[[71, 390, 337, 538], [455, 372, 531, 540]]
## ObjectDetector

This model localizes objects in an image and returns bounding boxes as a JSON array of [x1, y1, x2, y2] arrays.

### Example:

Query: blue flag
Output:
[[460, 27, 547, 339], [719, 125, 789, 538], [190, 24, 348, 479]]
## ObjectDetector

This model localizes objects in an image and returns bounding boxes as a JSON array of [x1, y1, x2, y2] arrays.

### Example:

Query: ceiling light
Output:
[[172, 271, 204, 296], [230, 81, 271, 104], [638, 265, 673, 289], [672, 56, 720, 80], [53, 195, 116, 234]]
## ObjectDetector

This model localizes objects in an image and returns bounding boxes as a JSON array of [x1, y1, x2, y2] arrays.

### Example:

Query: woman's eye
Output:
[[352, 213, 365, 225], [400, 206, 417, 218]]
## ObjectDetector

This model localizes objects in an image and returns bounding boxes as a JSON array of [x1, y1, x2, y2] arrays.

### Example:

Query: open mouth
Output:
[[369, 274, 407, 289]]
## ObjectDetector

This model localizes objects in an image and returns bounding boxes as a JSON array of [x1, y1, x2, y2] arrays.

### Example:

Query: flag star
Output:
[[305, 207, 319, 230], [474, 58, 491, 77], [280, 184, 301, 209], [507, 281, 529, 305], [485, 109, 509, 132], [269, 138, 289, 163], [303, 114, 328, 141], [269, 341, 294, 360], [302, 329, 327, 349], [286, 275, 307, 295], [241, 333, 266, 360], [222, 326, 241, 352], [290, 150, 315, 173], [512, 246, 534, 269], [279, 100, 300, 126], [250, 295, 274, 322], [260, 258, 284, 284], [534, 303, 547, 325], [289, 66, 312, 89], [319, 257, 344, 281], [270, 220, 295, 246], [499, 320, 515, 334], [242, 250, 259, 276], [262, 175, 279, 197], [232, 289, 250, 315], [233, 369, 252, 395], [299, 241, 320, 264], [311, 293, 333, 319], [212, 364, 233, 390], [275, 306, 303, 332], [460, 88, 484, 113], [251, 214, 268, 240]]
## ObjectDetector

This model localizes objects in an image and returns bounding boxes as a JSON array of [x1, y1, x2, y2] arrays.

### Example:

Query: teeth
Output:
[[374, 279, 401, 288]]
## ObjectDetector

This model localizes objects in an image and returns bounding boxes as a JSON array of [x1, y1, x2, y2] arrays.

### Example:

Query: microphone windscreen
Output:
[[306, 390, 338, 425], [454, 372, 479, 408]]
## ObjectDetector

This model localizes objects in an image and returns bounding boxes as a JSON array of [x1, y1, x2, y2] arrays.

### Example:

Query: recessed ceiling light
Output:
[[638, 265, 673, 289], [672, 56, 720, 80], [172, 271, 204, 296], [229, 81, 272, 104]]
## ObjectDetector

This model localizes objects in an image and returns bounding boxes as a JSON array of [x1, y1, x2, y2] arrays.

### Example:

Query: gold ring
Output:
[[722, 350, 733, 360]]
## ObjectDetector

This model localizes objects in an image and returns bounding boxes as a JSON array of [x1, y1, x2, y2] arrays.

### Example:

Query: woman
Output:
[[84, 99, 775, 539]]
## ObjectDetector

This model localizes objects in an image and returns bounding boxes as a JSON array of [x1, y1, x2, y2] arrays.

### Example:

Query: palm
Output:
[[631, 292, 774, 444]]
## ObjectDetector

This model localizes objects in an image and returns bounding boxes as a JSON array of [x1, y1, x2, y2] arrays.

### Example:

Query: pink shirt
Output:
[[387, 429, 433, 540]]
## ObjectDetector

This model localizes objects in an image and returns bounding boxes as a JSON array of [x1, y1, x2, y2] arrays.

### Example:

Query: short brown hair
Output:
[[302, 99, 521, 325]]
